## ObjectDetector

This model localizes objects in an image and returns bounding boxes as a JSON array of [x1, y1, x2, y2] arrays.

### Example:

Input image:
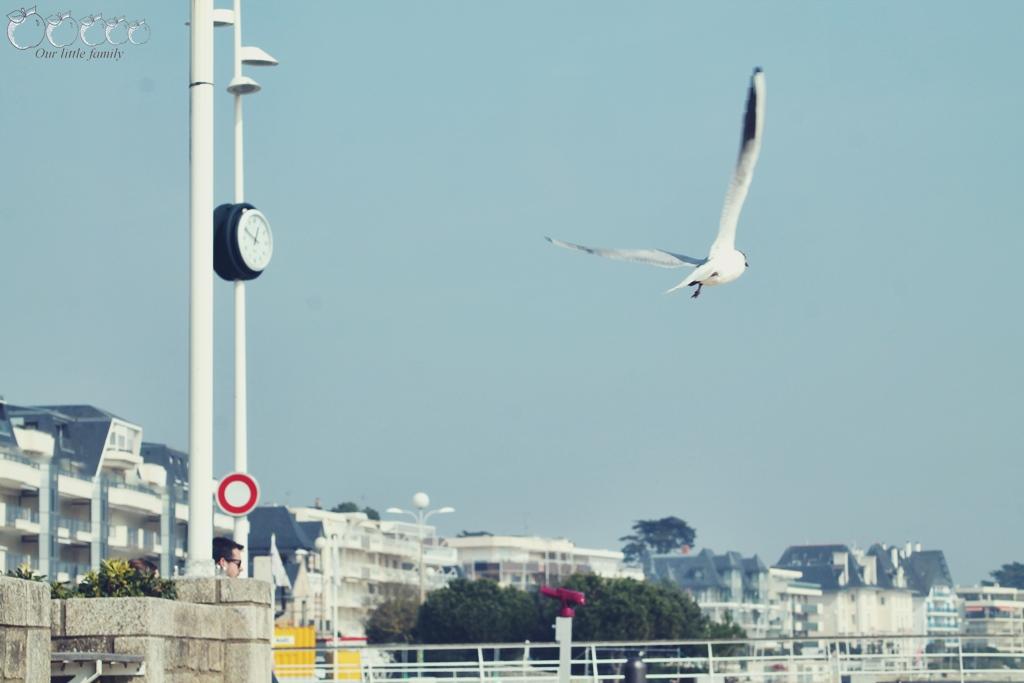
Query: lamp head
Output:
[[226, 75, 261, 95], [412, 492, 430, 510], [385, 507, 404, 515], [241, 45, 279, 66]]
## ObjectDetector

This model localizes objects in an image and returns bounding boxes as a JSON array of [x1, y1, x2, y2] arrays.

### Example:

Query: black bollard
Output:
[[623, 653, 646, 683]]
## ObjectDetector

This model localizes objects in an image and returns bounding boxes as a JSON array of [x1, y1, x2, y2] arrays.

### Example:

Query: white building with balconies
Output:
[[0, 399, 233, 580], [249, 505, 459, 639], [444, 533, 642, 590]]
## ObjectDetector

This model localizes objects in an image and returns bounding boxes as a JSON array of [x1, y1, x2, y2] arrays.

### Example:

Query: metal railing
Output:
[[0, 448, 39, 468], [273, 634, 1024, 682], [4, 504, 39, 525], [58, 516, 92, 534]]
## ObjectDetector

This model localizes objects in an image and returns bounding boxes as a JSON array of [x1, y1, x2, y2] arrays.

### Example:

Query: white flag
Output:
[[270, 532, 291, 590]]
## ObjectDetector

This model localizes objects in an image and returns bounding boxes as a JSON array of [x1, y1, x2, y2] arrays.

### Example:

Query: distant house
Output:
[[248, 506, 323, 629], [249, 504, 459, 639], [649, 548, 823, 638], [869, 543, 959, 638], [776, 544, 915, 636], [444, 534, 642, 590]]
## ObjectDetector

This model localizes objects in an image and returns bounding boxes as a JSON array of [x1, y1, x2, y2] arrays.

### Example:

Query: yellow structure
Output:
[[272, 625, 316, 679]]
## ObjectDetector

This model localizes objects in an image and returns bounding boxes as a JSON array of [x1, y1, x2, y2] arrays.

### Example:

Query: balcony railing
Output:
[[58, 516, 92, 534], [5, 505, 39, 525], [0, 448, 39, 468]]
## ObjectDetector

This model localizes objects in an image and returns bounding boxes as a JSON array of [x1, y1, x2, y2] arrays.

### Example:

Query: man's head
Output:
[[213, 536, 244, 578]]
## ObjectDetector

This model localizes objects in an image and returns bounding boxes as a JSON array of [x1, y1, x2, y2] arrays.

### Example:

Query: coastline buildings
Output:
[[0, 400, 234, 580], [775, 543, 958, 639], [444, 533, 642, 589], [249, 505, 459, 638], [648, 548, 824, 639], [956, 584, 1024, 651]]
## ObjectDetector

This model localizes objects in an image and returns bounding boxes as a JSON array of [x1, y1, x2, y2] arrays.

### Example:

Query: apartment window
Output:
[[880, 596, 886, 605], [109, 432, 116, 446]]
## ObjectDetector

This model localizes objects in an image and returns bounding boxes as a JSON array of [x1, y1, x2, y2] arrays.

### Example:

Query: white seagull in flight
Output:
[[546, 67, 765, 299]]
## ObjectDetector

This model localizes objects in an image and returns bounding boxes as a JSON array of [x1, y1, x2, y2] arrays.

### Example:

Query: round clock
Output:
[[214, 202, 274, 281]]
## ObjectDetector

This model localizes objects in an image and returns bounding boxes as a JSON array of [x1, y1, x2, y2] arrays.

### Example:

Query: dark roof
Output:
[[776, 545, 866, 590], [903, 550, 954, 595], [248, 506, 318, 557], [298, 521, 325, 543], [140, 442, 189, 489], [650, 548, 768, 594], [7, 404, 115, 476], [0, 401, 18, 450]]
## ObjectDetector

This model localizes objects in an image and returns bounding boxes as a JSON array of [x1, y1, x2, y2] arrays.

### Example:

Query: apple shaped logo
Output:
[[7, 6, 45, 49], [103, 14, 126, 45], [45, 10, 77, 47], [78, 12, 104, 46], [126, 18, 148, 45]]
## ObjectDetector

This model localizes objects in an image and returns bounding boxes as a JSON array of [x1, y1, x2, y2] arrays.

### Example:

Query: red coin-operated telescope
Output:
[[540, 586, 586, 683], [540, 586, 586, 617]]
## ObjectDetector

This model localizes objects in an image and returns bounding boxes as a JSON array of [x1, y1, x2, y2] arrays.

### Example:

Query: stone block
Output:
[[50, 600, 64, 637], [225, 641, 272, 682], [64, 598, 183, 637], [168, 601, 222, 641], [25, 628, 50, 682], [2, 628, 26, 678], [220, 605, 271, 642], [0, 576, 49, 628], [51, 635, 115, 653], [218, 578, 272, 607], [113, 636, 167, 683], [173, 578, 219, 605], [206, 640, 224, 672]]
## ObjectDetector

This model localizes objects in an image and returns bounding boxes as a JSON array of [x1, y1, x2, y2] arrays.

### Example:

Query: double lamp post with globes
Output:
[[387, 493, 454, 604]]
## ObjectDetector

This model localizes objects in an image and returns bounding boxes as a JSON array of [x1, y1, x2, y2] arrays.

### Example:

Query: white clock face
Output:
[[236, 209, 273, 272]]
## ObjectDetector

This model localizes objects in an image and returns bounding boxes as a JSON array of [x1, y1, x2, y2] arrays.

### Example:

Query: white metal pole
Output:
[[187, 0, 215, 577], [332, 535, 340, 643], [230, 0, 250, 569], [418, 512, 426, 604], [554, 616, 572, 683]]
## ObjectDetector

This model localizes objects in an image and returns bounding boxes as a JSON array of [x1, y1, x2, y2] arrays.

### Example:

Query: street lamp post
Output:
[[386, 493, 454, 604], [225, 0, 278, 572], [186, 0, 215, 579]]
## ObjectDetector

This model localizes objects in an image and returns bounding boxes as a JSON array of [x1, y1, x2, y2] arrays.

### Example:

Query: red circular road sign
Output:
[[216, 473, 260, 517]]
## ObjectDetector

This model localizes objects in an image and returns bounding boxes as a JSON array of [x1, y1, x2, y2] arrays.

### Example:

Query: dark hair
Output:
[[128, 557, 158, 574], [213, 536, 244, 563]]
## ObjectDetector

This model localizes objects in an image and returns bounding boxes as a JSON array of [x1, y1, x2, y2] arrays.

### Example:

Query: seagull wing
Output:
[[545, 236, 705, 268], [709, 67, 765, 258]]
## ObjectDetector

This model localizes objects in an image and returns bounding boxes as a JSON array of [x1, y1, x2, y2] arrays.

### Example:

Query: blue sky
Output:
[[2, 2, 1021, 584]]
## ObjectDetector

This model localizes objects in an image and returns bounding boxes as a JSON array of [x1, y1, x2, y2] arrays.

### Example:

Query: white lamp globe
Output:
[[412, 492, 430, 510]]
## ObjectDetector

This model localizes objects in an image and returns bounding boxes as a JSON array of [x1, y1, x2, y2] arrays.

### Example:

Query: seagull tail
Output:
[[665, 278, 694, 295]]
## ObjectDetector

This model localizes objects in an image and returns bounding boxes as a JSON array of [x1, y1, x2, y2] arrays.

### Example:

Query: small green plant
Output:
[[4, 564, 45, 581], [74, 559, 177, 599]]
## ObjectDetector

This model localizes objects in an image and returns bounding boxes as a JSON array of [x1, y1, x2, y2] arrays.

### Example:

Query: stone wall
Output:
[[50, 578, 272, 683], [0, 576, 50, 683]]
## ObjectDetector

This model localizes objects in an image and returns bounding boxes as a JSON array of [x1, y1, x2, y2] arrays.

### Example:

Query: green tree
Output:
[[331, 501, 380, 520], [535, 574, 707, 641], [365, 593, 419, 644], [619, 517, 697, 564], [415, 579, 537, 644], [991, 562, 1024, 589]]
